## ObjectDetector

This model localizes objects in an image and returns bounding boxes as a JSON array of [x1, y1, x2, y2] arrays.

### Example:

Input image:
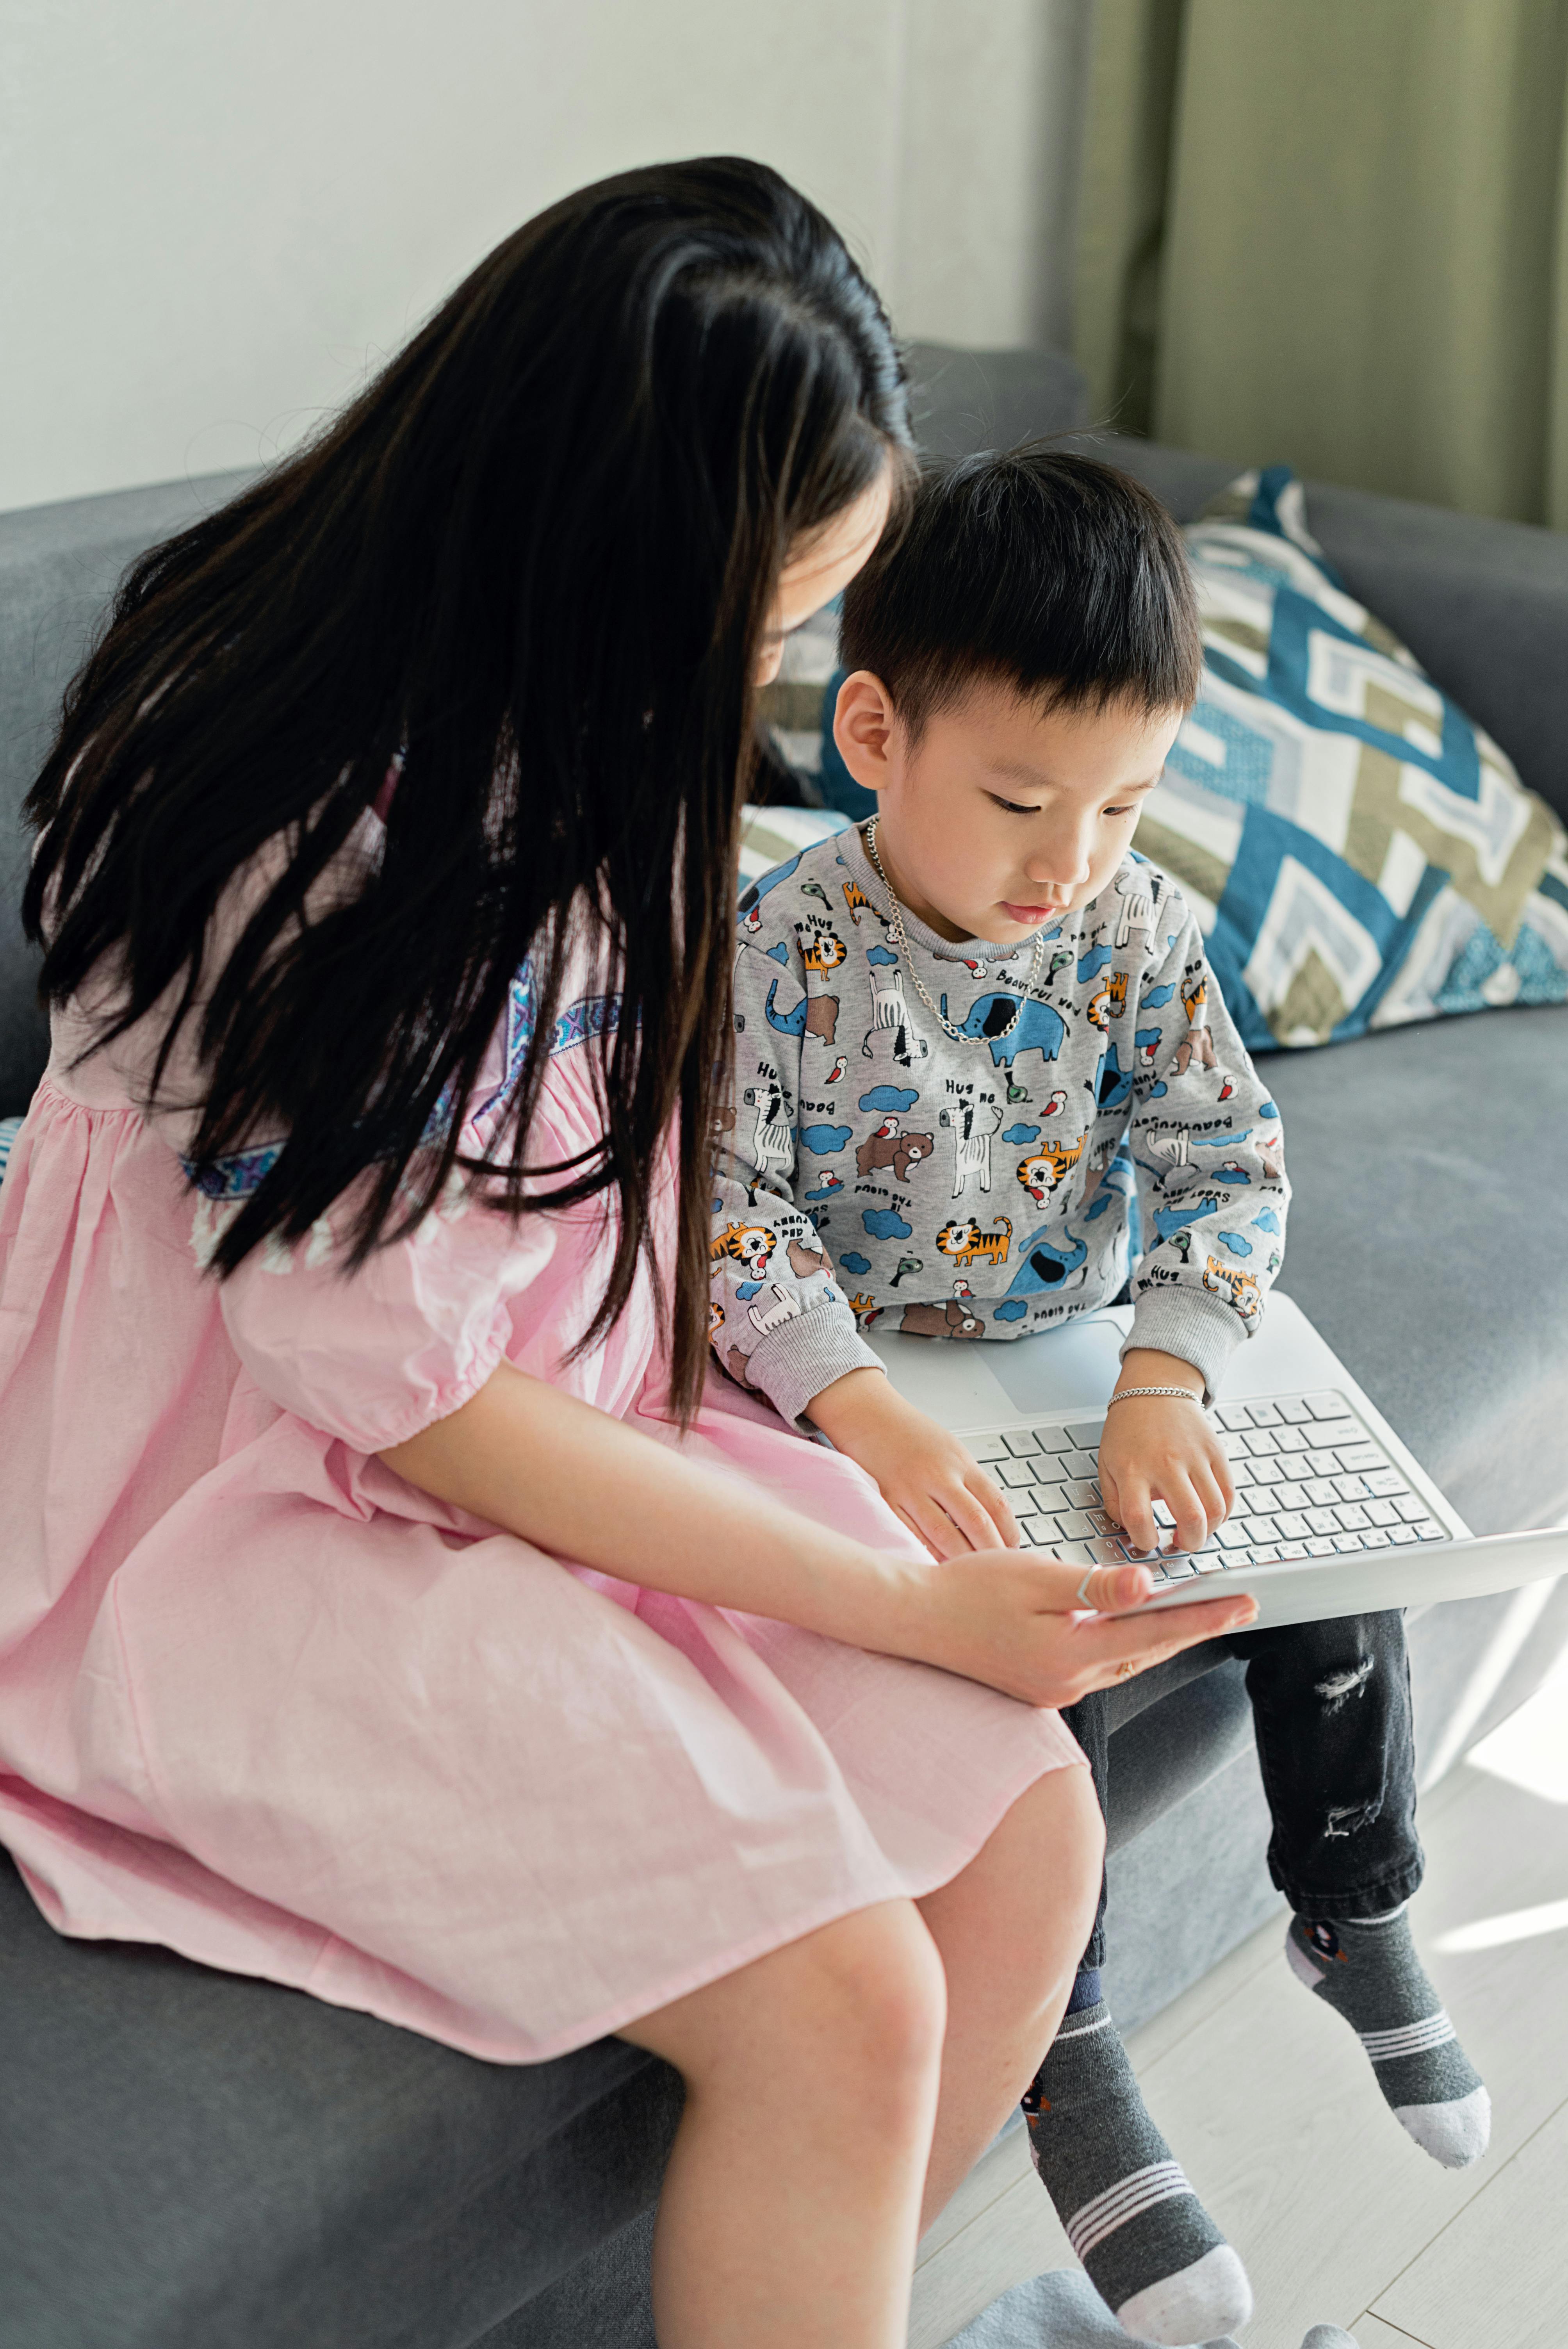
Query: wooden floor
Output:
[[910, 1636, 1568, 2349]]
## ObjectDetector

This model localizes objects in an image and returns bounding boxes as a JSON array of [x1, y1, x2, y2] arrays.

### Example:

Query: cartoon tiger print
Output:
[[935, 1215, 1012, 1269], [709, 1221, 776, 1280], [1202, 1256, 1262, 1325], [802, 930, 848, 975], [1015, 1134, 1086, 1205]]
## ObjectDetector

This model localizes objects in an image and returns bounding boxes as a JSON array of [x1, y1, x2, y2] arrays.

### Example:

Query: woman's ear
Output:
[[832, 670, 900, 795]]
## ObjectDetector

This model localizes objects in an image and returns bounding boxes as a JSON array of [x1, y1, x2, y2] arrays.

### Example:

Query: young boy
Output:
[[713, 453, 1489, 2347]]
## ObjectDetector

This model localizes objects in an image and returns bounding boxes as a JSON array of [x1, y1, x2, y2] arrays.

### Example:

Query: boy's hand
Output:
[[1097, 1348, 1234, 1556], [805, 1367, 1018, 1560]]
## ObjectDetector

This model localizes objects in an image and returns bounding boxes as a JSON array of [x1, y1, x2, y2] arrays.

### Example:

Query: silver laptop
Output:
[[866, 1294, 1563, 1629]]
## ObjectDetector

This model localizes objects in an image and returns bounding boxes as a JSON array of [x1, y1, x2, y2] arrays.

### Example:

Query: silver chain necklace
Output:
[[862, 816, 1047, 1047]]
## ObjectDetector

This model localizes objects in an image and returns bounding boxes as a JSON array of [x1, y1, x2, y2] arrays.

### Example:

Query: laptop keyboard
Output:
[[966, 1389, 1451, 1581]]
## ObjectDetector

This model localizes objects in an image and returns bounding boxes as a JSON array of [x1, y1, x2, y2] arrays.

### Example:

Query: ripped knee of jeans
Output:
[[1323, 1797, 1383, 1839], [1316, 1656, 1374, 1714]]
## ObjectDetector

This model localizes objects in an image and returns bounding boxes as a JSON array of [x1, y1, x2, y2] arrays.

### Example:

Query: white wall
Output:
[[0, 0, 1090, 513]]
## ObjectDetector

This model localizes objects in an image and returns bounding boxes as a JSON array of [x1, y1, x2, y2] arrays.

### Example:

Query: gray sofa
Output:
[[3, 349, 1566, 2349]]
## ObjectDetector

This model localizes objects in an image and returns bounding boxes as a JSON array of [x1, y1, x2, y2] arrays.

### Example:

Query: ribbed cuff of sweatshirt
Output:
[[743, 1305, 886, 1428], [1123, 1285, 1247, 1406]]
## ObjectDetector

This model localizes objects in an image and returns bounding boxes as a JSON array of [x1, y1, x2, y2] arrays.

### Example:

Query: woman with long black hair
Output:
[[0, 160, 1249, 2343]]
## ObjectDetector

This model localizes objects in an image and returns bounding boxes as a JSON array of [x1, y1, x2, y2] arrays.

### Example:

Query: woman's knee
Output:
[[796, 1899, 948, 2080], [621, 1898, 946, 2092]]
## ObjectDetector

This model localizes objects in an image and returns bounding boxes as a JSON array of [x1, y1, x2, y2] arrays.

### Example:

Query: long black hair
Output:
[[25, 157, 911, 1419]]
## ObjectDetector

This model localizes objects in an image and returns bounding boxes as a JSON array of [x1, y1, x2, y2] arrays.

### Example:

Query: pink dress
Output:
[[0, 882, 1079, 2064]]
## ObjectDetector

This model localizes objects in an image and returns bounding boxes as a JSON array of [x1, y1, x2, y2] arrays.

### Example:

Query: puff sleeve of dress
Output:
[[208, 1170, 556, 1456]]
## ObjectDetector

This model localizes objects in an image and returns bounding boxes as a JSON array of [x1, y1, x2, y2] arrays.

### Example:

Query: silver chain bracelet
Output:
[[1106, 1385, 1207, 1406]]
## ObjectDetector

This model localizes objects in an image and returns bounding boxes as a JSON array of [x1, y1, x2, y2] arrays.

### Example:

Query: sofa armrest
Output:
[[1062, 429, 1568, 823]]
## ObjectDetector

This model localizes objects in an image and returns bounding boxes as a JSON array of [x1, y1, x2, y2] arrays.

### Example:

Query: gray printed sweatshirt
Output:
[[710, 825, 1290, 1423]]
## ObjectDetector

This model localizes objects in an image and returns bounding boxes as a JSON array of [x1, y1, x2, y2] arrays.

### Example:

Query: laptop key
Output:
[[1273, 1481, 1309, 1510], [1216, 1404, 1253, 1432], [1090, 1536, 1129, 1564], [1216, 1521, 1251, 1550], [1333, 1473, 1374, 1502], [1336, 1443, 1385, 1473], [1361, 1527, 1392, 1549], [1058, 1511, 1095, 1540], [1063, 1479, 1100, 1509], [1062, 1449, 1100, 1481], [1414, 1519, 1447, 1542], [1305, 1392, 1349, 1419], [1364, 1467, 1407, 1497], [1277, 1398, 1315, 1424], [1305, 1507, 1338, 1535], [1333, 1502, 1370, 1530], [1033, 1424, 1076, 1454], [1002, 1430, 1039, 1458], [969, 1433, 1011, 1461], [1274, 1511, 1310, 1540], [1332, 1532, 1365, 1552], [1389, 1524, 1419, 1545], [1057, 1540, 1096, 1567], [1364, 1499, 1399, 1526], [1304, 1479, 1339, 1506], [1193, 1552, 1228, 1573], [1274, 1426, 1311, 1454], [1307, 1536, 1338, 1555], [999, 1461, 1036, 1491], [1245, 1401, 1282, 1426], [1065, 1422, 1106, 1451], [1248, 1514, 1281, 1543], [1030, 1516, 1062, 1545], [1394, 1494, 1427, 1522], [1031, 1481, 1070, 1513], [1242, 1429, 1280, 1456], [1161, 1556, 1198, 1579]]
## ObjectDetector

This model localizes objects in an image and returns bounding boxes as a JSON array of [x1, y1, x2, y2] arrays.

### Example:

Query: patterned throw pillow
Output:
[[1142, 467, 1568, 1047]]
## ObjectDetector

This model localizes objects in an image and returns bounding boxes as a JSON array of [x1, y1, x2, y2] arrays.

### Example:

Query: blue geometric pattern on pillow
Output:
[[1138, 466, 1568, 1049]]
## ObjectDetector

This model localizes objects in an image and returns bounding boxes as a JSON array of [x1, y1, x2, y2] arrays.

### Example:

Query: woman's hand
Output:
[[889, 1551, 1255, 1709], [805, 1368, 1017, 1559], [1097, 1349, 1234, 1555]]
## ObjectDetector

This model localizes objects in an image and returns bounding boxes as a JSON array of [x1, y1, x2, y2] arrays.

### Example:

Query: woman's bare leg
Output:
[[616, 1758, 1101, 2346], [916, 1759, 1104, 2229], [619, 1898, 947, 2349]]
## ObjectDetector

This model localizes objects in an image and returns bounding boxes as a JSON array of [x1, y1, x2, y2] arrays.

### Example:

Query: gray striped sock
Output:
[[1021, 2002, 1252, 2345], [1286, 1909, 1490, 2168]]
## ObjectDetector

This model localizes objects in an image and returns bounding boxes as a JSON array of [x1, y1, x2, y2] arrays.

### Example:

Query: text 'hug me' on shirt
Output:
[[710, 823, 1290, 1424]]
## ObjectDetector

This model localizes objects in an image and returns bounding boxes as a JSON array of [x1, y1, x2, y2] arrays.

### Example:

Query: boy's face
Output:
[[833, 672, 1185, 944]]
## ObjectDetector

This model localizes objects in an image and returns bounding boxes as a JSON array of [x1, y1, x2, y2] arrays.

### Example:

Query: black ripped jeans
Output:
[[1065, 1609, 1423, 1971]]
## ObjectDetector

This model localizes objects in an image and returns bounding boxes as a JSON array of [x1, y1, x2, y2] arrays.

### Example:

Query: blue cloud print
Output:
[[800, 1123, 852, 1154], [1002, 1122, 1040, 1145], [840, 1251, 872, 1275], [766, 940, 790, 964], [993, 1299, 1028, 1322], [804, 1175, 843, 1201], [862, 1207, 912, 1241], [736, 1280, 762, 1299], [1153, 1204, 1208, 1240], [1216, 1230, 1253, 1257], [1260, 1100, 1279, 1119], [1077, 943, 1113, 984], [866, 944, 899, 967], [1251, 1208, 1282, 1234], [1210, 1165, 1252, 1185], [1142, 982, 1177, 1009], [860, 1085, 919, 1114]]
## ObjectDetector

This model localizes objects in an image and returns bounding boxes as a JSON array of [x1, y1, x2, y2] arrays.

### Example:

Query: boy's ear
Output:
[[832, 670, 900, 793]]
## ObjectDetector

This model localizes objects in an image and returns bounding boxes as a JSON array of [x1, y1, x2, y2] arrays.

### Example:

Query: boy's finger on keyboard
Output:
[[1166, 1476, 1211, 1555]]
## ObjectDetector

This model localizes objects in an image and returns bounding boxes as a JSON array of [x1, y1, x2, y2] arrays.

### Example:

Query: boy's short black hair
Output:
[[838, 447, 1203, 733]]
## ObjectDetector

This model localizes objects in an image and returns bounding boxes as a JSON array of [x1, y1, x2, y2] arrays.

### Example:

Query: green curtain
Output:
[[1074, 0, 1568, 526]]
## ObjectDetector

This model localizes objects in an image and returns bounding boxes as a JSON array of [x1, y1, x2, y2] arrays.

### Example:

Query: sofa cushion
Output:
[[1140, 466, 1568, 1048]]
